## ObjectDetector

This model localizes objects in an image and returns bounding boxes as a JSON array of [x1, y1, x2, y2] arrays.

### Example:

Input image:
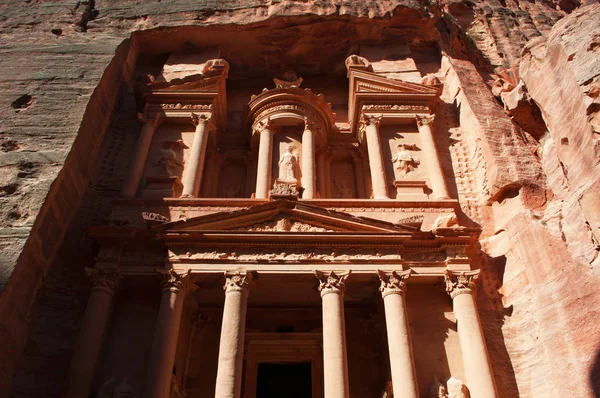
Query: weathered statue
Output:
[[392, 143, 420, 178], [278, 146, 300, 183], [153, 140, 185, 177]]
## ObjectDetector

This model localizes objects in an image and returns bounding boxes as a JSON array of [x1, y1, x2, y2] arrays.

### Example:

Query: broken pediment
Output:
[[346, 65, 441, 132], [154, 200, 414, 234]]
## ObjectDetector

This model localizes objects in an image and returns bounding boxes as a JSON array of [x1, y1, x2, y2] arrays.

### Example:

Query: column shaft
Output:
[[316, 271, 350, 398], [302, 124, 316, 199], [446, 271, 497, 398], [215, 272, 253, 398], [378, 270, 418, 398], [255, 124, 274, 199], [145, 272, 187, 398], [363, 115, 389, 199], [65, 269, 119, 398], [454, 292, 497, 397], [416, 115, 450, 199], [121, 115, 159, 197], [181, 114, 210, 197]]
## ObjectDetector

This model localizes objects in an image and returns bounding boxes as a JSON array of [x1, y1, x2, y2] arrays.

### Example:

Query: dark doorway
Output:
[[256, 362, 312, 398]]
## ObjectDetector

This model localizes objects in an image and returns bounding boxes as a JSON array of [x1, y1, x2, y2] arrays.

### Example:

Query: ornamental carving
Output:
[[361, 104, 429, 112], [416, 114, 435, 127], [138, 112, 161, 126], [393, 143, 420, 178], [377, 269, 411, 297], [270, 182, 300, 199], [223, 271, 254, 293], [85, 268, 120, 293], [158, 269, 187, 293], [168, 246, 407, 263], [236, 216, 334, 232], [152, 140, 186, 177], [444, 270, 480, 298], [160, 103, 212, 111], [142, 212, 169, 224], [191, 112, 211, 126], [314, 270, 350, 296]]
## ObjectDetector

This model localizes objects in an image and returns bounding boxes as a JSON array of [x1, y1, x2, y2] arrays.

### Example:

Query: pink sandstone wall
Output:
[[0, 0, 599, 396]]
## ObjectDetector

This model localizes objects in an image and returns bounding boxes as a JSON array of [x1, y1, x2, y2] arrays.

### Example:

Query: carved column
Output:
[[445, 270, 497, 398], [255, 120, 275, 199], [302, 118, 316, 199], [145, 270, 190, 398], [66, 268, 120, 398], [416, 115, 450, 199], [377, 270, 418, 398], [315, 271, 351, 398], [215, 272, 254, 398], [181, 113, 211, 198], [361, 114, 389, 199], [121, 113, 161, 197]]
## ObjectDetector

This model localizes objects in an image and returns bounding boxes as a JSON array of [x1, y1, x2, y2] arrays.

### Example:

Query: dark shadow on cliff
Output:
[[590, 344, 600, 397], [479, 254, 520, 397]]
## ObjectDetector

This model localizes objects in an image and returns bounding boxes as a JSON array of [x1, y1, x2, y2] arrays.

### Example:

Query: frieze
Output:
[[168, 246, 406, 263], [159, 103, 212, 111], [361, 104, 430, 112], [323, 207, 454, 213], [142, 212, 169, 224]]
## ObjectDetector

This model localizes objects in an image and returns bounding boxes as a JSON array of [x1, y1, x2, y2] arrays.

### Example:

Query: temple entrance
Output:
[[256, 362, 312, 398]]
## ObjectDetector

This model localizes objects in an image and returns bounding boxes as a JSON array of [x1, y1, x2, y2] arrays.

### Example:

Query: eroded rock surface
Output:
[[0, 0, 599, 397]]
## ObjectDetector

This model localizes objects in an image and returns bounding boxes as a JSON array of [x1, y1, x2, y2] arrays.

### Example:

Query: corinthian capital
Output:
[[157, 269, 189, 294], [377, 269, 411, 298], [315, 270, 351, 297], [444, 269, 479, 299], [191, 112, 211, 127], [361, 113, 383, 128], [85, 268, 120, 294], [416, 114, 435, 127], [224, 271, 255, 294], [137, 112, 161, 127]]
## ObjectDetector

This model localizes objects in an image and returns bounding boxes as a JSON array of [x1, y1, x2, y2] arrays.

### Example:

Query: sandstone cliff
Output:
[[0, 0, 599, 396]]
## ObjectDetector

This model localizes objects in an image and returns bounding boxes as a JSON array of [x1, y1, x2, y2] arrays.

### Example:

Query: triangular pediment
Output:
[[350, 70, 440, 96], [155, 200, 414, 234], [148, 73, 221, 92]]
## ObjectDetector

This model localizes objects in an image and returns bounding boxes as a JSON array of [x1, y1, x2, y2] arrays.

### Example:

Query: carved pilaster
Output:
[[444, 270, 480, 299], [415, 114, 435, 127], [377, 269, 411, 298], [85, 268, 120, 295], [223, 271, 254, 294], [315, 270, 351, 297]]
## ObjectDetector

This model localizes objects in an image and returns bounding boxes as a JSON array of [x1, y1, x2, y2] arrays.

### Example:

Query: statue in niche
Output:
[[392, 143, 420, 178], [277, 146, 300, 184], [152, 140, 186, 177]]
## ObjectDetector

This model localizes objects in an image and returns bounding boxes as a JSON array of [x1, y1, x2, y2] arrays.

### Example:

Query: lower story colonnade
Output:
[[65, 269, 497, 398]]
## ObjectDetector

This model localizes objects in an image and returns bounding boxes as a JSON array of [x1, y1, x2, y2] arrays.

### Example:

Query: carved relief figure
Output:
[[152, 140, 186, 177], [278, 146, 300, 183], [392, 143, 420, 178]]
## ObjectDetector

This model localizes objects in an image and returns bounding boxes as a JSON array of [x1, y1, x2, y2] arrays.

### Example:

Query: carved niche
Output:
[[218, 159, 247, 198], [331, 159, 357, 199]]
